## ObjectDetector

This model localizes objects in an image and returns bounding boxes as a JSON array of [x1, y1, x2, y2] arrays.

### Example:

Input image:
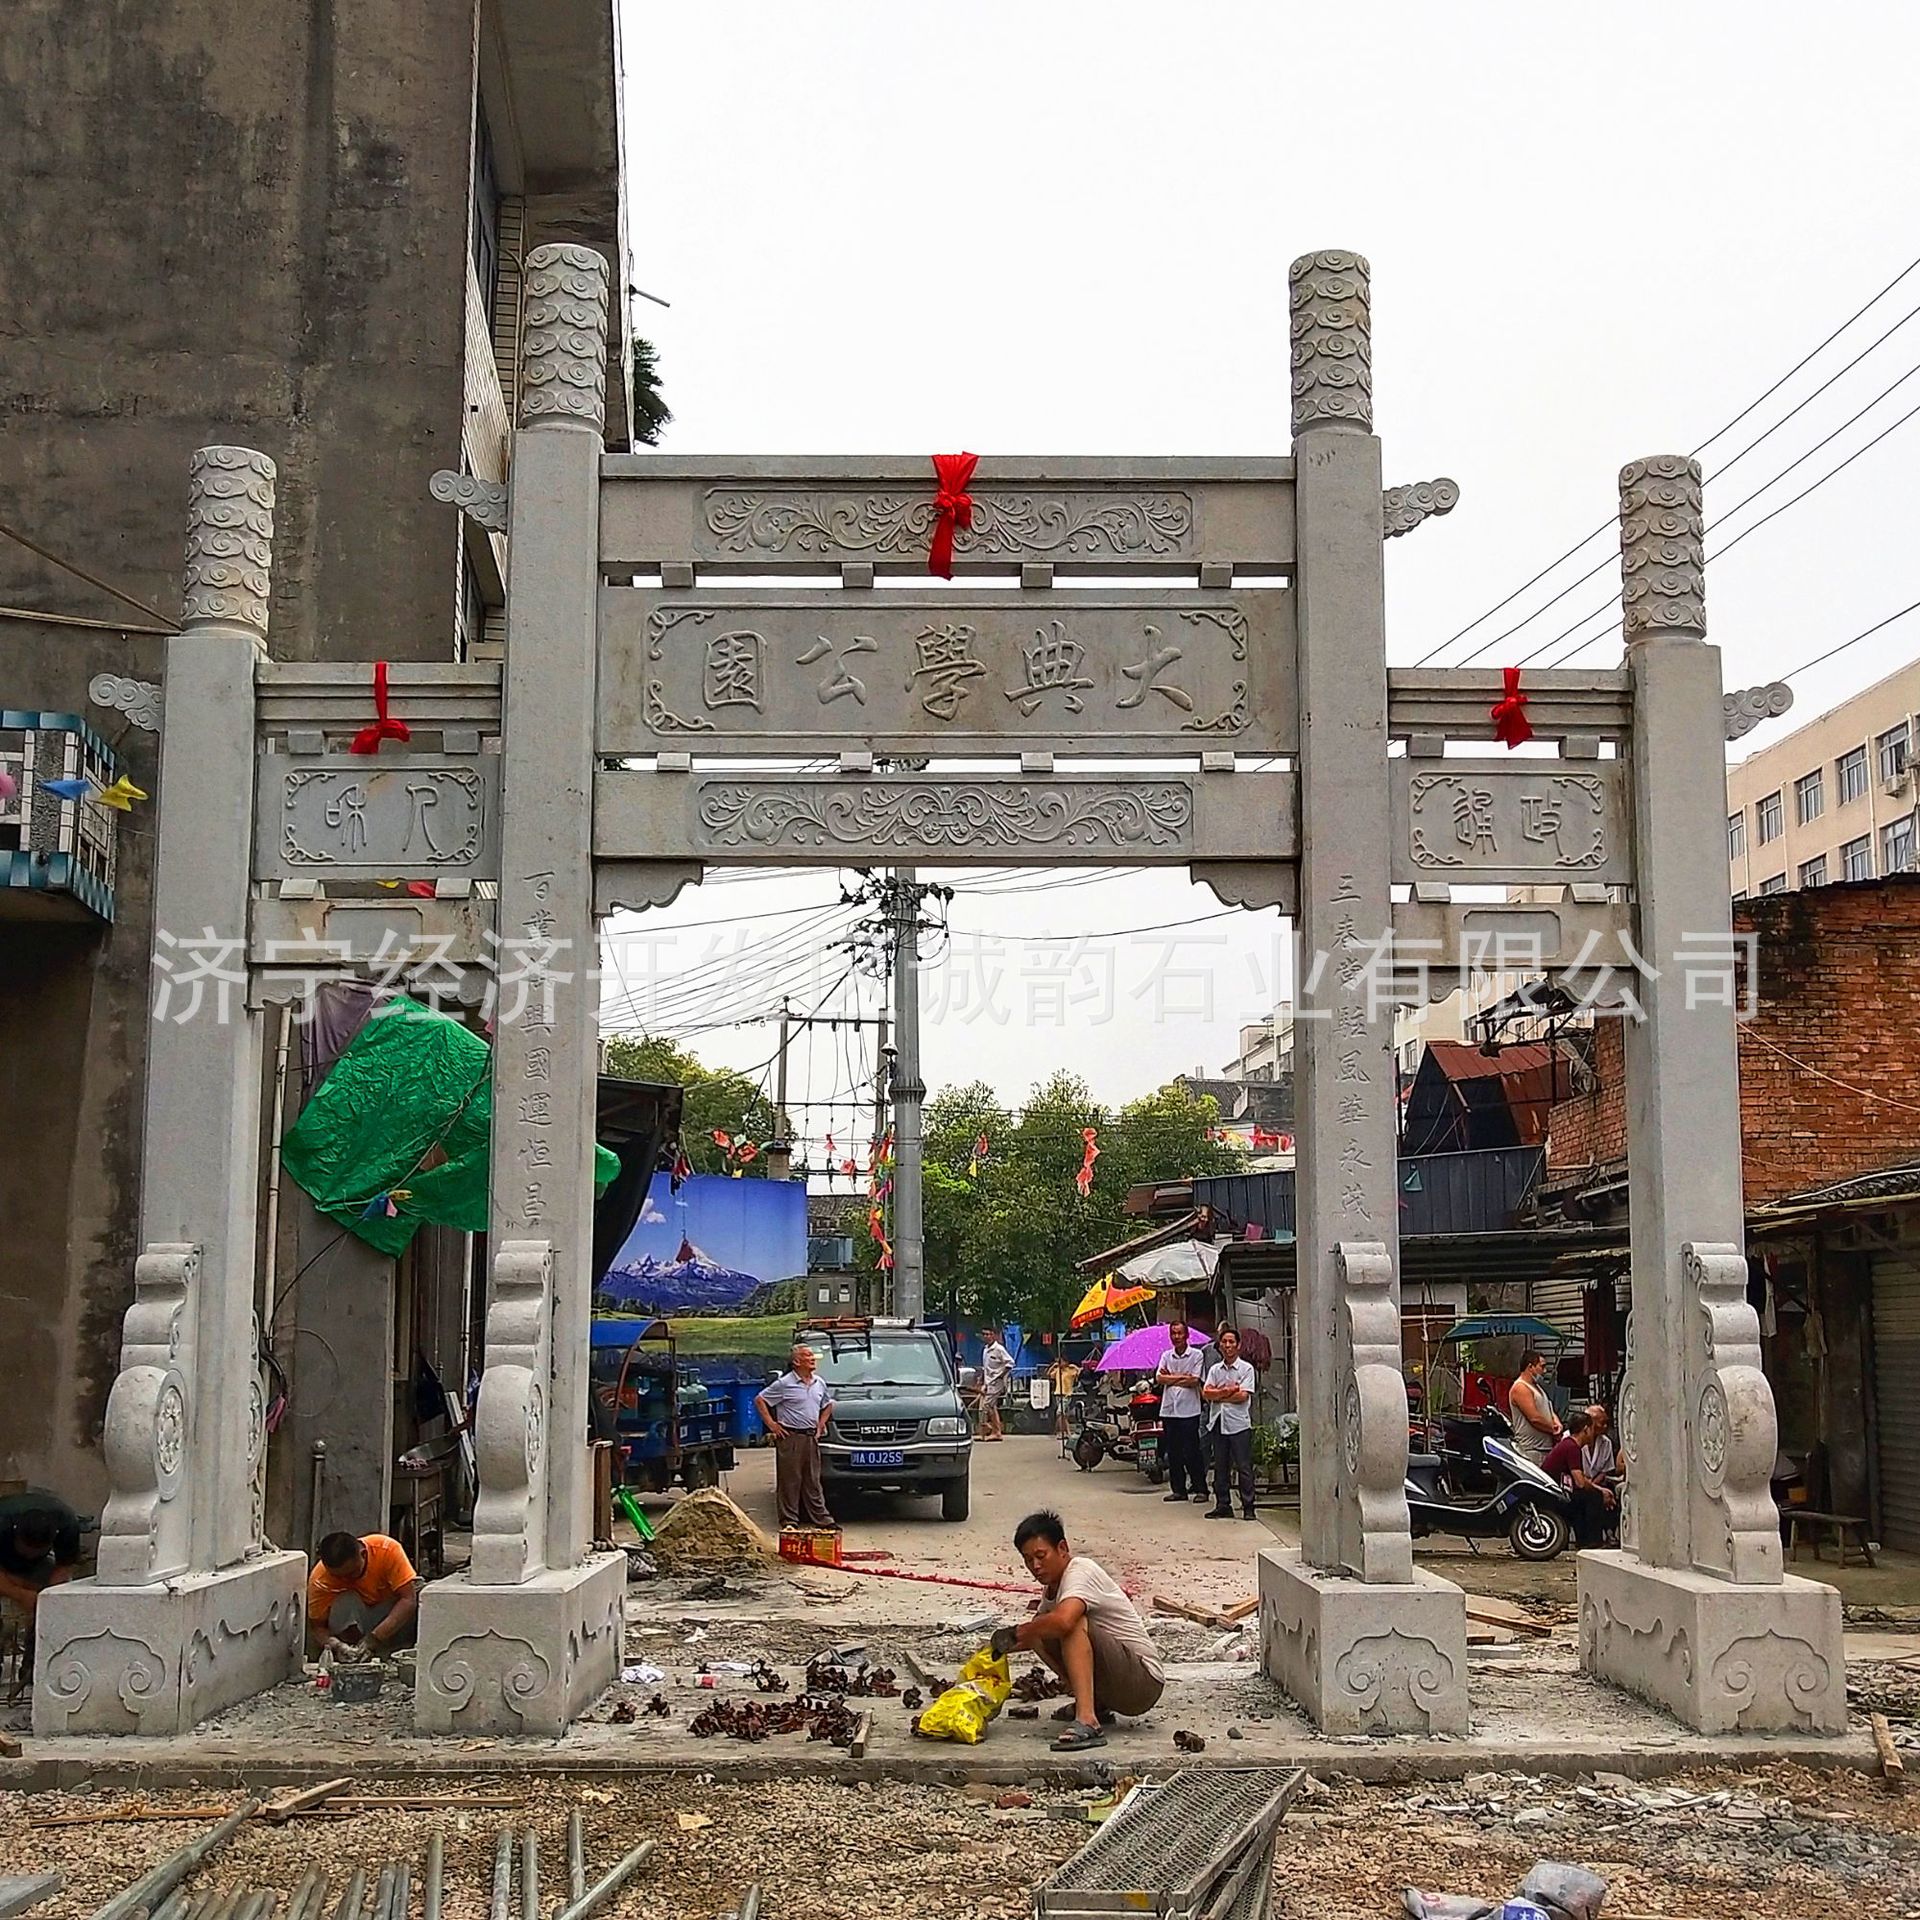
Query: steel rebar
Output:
[[566, 1814, 585, 1906], [519, 1831, 539, 1920], [551, 1841, 656, 1920], [422, 1837, 444, 1920], [490, 1829, 514, 1920], [91, 1798, 262, 1920], [737, 1886, 761, 1920], [328, 1869, 369, 1920]]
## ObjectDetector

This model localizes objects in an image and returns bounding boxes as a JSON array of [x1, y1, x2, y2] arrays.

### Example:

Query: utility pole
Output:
[[871, 1008, 890, 1318], [890, 868, 926, 1323], [766, 996, 793, 1181]]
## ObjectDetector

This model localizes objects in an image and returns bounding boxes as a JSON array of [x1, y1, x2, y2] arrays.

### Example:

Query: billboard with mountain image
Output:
[[597, 1172, 808, 1315]]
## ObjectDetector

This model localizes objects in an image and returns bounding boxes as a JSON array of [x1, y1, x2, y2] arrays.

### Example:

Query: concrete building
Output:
[[1727, 658, 1920, 898], [0, 1, 631, 1538]]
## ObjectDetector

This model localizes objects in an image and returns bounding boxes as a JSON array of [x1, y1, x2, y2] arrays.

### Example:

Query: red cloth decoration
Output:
[[1075, 1125, 1100, 1198], [1491, 666, 1533, 748], [711, 1128, 733, 1150], [349, 661, 412, 755], [405, 881, 435, 900], [928, 452, 978, 579]]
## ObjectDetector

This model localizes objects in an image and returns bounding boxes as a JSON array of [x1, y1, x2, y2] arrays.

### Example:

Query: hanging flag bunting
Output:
[[969, 1132, 990, 1179], [40, 776, 92, 801], [840, 1156, 858, 1178], [669, 1148, 692, 1191], [736, 1141, 759, 1165], [711, 1129, 733, 1151], [358, 1188, 411, 1222], [376, 878, 438, 899], [94, 775, 148, 812], [1075, 1125, 1100, 1198], [1490, 665, 1533, 748], [927, 451, 978, 579], [349, 660, 412, 755], [824, 1132, 836, 1158], [0, 768, 16, 803]]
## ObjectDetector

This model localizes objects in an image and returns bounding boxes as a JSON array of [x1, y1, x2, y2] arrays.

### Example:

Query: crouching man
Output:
[[307, 1531, 424, 1660], [995, 1509, 1164, 1752]]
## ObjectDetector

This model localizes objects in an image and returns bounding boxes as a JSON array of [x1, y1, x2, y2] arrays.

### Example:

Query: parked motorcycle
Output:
[[1068, 1370, 1141, 1472], [1405, 1405, 1572, 1560], [1129, 1379, 1165, 1484]]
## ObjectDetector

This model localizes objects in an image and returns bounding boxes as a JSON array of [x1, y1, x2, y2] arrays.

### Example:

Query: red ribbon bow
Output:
[[349, 661, 412, 755], [928, 452, 978, 579], [1491, 666, 1533, 749]]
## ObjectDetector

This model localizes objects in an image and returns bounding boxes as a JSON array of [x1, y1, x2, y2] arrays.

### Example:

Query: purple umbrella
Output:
[[1095, 1323, 1176, 1374]]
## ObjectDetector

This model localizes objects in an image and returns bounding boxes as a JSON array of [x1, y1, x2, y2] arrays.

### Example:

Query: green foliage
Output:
[[603, 1033, 779, 1178], [630, 338, 672, 446]]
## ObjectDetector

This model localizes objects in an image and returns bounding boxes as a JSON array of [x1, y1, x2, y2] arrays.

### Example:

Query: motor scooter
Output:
[[1405, 1405, 1572, 1560], [1129, 1379, 1165, 1484], [1068, 1370, 1141, 1472]]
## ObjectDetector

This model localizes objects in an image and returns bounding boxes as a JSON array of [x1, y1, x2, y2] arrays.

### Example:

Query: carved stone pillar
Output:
[[34, 449, 304, 1737], [1259, 252, 1466, 1735], [415, 245, 624, 1736], [1578, 455, 1844, 1732]]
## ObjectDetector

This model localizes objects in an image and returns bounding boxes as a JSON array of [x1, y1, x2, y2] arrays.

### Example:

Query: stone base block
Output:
[[415, 1554, 624, 1736], [1578, 1550, 1845, 1734], [1257, 1547, 1468, 1735], [32, 1551, 306, 1737]]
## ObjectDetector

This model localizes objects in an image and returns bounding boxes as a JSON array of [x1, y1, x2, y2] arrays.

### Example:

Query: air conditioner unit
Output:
[[1882, 769, 1913, 798]]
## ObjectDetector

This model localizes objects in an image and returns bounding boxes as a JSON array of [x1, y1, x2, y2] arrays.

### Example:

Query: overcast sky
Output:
[[607, 1, 1920, 1145]]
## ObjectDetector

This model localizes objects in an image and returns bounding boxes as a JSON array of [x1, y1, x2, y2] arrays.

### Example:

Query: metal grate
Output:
[[840, 1420, 919, 1444], [1037, 1769, 1300, 1918]]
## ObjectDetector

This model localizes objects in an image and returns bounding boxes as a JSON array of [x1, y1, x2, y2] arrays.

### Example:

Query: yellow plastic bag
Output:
[[914, 1645, 1012, 1744]]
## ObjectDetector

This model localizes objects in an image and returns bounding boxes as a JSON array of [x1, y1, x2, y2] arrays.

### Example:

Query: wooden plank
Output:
[[0, 1874, 64, 1919], [1464, 1601, 1553, 1638], [1221, 1597, 1260, 1623], [1871, 1712, 1905, 1784], [31, 1807, 231, 1830], [262, 1778, 354, 1823], [1151, 1594, 1232, 1630], [851, 1710, 873, 1759]]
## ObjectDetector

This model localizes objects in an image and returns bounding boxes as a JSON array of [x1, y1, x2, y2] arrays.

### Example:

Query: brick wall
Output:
[[1546, 877, 1920, 1204]]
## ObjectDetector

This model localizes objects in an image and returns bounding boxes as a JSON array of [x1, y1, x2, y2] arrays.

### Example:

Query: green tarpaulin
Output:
[[281, 997, 617, 1257]]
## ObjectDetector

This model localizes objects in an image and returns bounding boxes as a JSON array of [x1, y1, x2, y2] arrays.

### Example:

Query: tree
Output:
[[602, 1033, 778, 1177], [629, 338, 672, 446]]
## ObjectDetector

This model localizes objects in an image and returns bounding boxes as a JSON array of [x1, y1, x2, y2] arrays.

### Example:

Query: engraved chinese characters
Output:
[[1391, 760, 1629, 887], [599, 591, 1296, 755], [259, 754, 502, 880]]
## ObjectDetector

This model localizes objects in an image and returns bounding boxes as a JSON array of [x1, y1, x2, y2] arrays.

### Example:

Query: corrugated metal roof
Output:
[[1423, 1039, 1555, 1083]]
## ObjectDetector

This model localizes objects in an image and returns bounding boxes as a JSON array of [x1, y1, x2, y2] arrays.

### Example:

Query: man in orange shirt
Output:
[[307, 1531, 424, 1658]]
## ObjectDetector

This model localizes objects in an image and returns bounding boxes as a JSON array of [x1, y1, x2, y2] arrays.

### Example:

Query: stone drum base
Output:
[[414, 1554, 625, 1736], [32, 1551, 306, 1737], [1258, 1547, 1468, 1735], [1578, 1550, 1846, 1734]]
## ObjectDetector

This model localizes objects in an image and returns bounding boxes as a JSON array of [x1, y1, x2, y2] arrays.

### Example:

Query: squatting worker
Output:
[[1202, 1328, 1259, 1520], [1543, 1411, 1614, 1549], [307, 1531, 424, 1659], [1507, 1350, 1563, 1470], [995, 1509, 1165, 1752], [1152, 1319, 1209, 1505], [756, 1343, 836, 1529], [0, 1489, 82, 1657]]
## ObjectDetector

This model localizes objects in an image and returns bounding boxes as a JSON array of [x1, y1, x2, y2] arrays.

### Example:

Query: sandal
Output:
[[1051, 1720, 1108, 1751]]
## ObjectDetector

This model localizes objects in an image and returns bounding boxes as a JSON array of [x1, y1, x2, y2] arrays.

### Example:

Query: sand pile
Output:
[[648, 1486, 778, 1573]]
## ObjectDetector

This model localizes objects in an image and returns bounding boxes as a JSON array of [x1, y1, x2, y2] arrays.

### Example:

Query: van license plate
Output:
[[851, 1449, 906, 1468]]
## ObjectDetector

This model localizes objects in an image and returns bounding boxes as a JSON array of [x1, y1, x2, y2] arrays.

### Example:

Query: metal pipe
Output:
[[490, 1828, 514, 1920], [519, 1832, 539, 1920], [566, 1813, 585, 1905], [422, 1838, 444, 1920], [329, 1868, 368, 1920], [308, 1438, 328, 1558], [551, 1842, 656, 1920], [297, 1871, 334, 1920], [91, 1798, 261, 1920]]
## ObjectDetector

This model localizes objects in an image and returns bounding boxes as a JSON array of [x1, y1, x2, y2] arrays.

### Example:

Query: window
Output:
[[1883, 813, 1917, 875], [471, 103, 502, 315], [1798, 856, 1828, 888], [1755, 791, 1783, 844], [1794, 770, 1824, 825], [1841, 834, 1873, 881], [1879, 723, 1912, 783], [1759, 873, 1788, 895], [1839, 745, 1870, 805], [1727, 812, 1746, 860]]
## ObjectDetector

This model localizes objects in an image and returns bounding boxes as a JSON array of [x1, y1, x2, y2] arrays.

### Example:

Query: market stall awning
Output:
[[1076, 1207, 1212, 1276]]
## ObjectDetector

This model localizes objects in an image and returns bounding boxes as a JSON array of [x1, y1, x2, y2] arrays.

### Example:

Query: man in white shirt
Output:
[[979, 1327, 1014, 1441], [754, 1344, 836, 1528], [1152, 1319, 1209, 1505], [1202, 1327, 1258, 1520], [995, 1508, 1165, 1752]]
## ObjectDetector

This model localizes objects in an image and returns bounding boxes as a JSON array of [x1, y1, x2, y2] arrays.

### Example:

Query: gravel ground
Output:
[[9, 1764, 1920, 1920]]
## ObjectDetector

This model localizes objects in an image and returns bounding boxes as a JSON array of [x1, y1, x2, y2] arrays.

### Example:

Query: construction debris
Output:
[[803, 1655, 898, 1697]]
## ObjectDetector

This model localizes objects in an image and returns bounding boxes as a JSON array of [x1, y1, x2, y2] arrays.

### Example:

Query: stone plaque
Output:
[[255, 752, 502, 880], [595, 767, 1298, 867], [597, 589, 1296, 757], [1391, 759, 1628, 887]]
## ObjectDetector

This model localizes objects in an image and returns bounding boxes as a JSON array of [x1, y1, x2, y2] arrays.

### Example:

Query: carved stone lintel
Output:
[[97, 1243, 197, 1586], [89, 673, 164, 731], [430, 470, 508, 533], [1724, 681, 1794, 741], [1685, 1241, 1782, 1584], [1619, 454, 1705, 640], [470, 1240, 554, 1586], [1382, 478, 1460, 538], [183, 446, 276, 637], [1289, 251, 1372, 435], [592, 858, 705, 914], [1189, 860, 1298, 914], [1335, 1241, 1414, 1584], [519, 245, 611, 434]]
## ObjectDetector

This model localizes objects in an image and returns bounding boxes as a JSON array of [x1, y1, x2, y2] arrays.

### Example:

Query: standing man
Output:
[[306, 1531, 424, 1658], [756, 1342, 837, 1529], [1202, 1327, 1258, 1520], [1153, 1319, 1208, 1504], [1506, 1350, 1563, 1471], [979, 1326, 1014, 1442]]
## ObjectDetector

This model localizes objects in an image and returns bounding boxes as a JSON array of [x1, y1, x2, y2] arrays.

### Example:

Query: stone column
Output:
[[1257, 251, 1466, 1735], [1578, 455, 1844, 1731], [34, 449, 306, 1736], [415, 245, 624, 1736]]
